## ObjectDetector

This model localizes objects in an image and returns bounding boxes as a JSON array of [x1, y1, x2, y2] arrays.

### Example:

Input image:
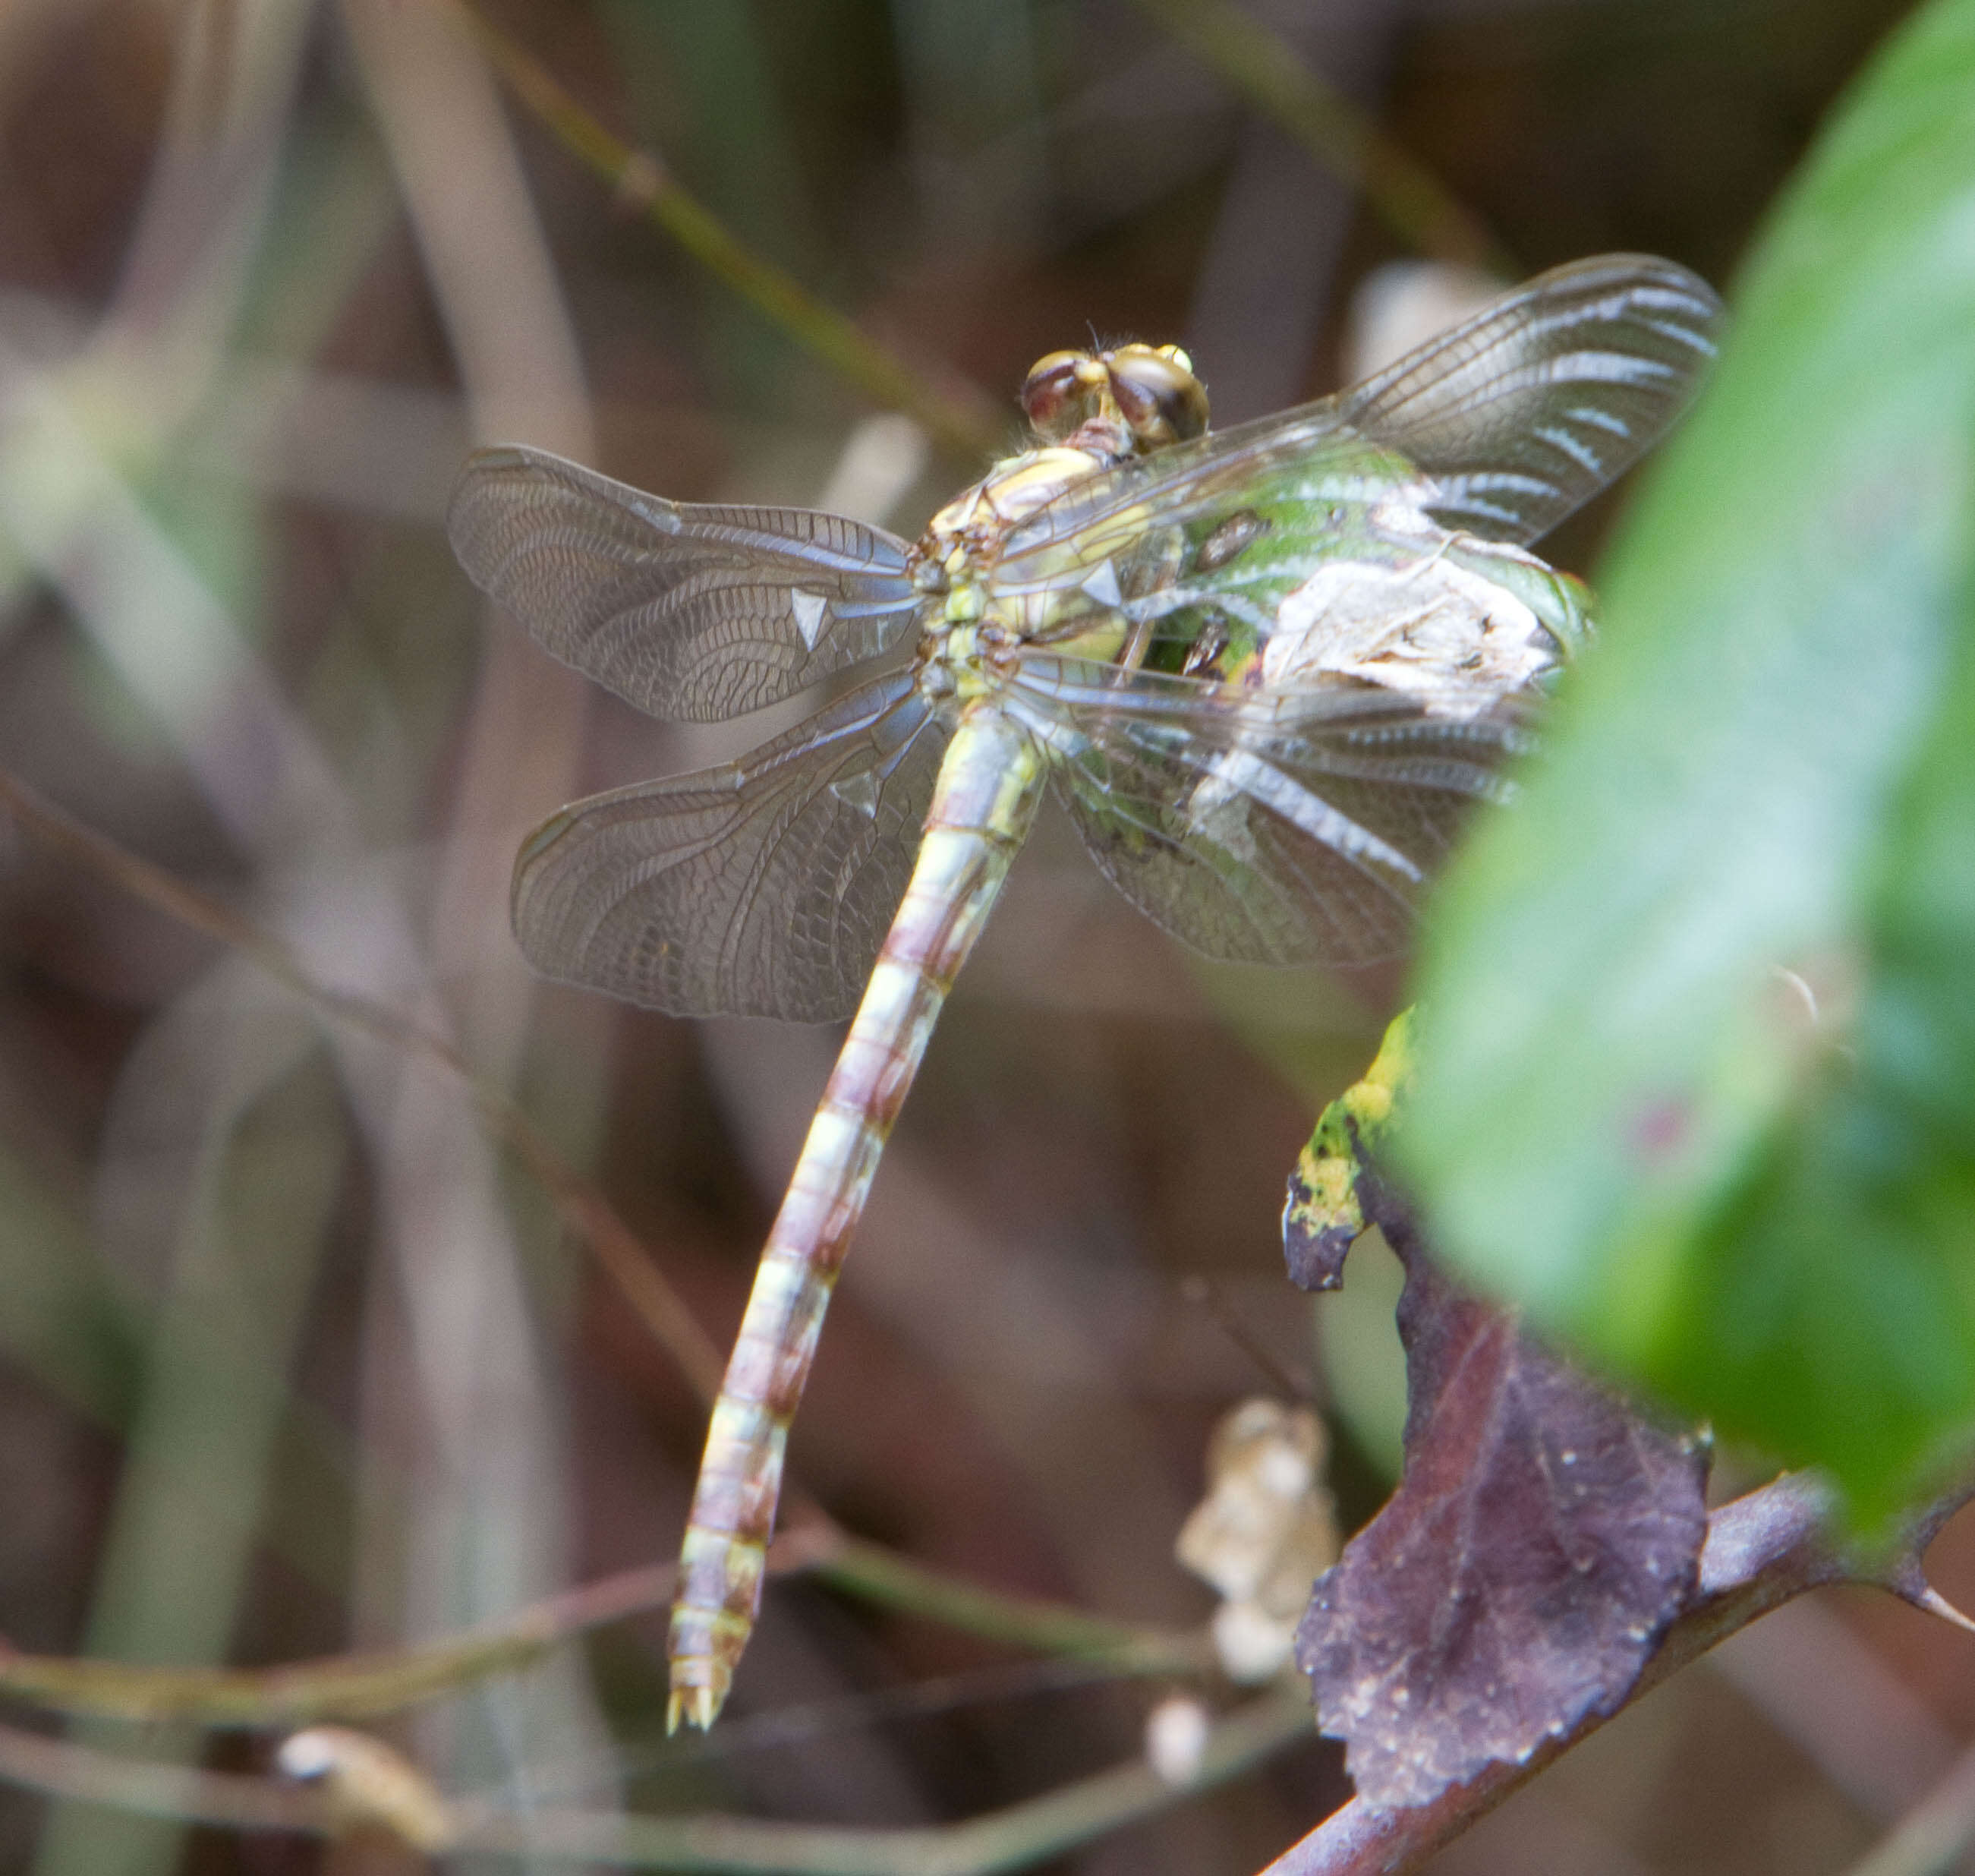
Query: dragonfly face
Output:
[[1019, 342, 1210, 447], [447, 254, 1724, 1729]]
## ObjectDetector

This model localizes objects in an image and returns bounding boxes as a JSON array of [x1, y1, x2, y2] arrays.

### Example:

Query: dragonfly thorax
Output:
[[918, 443, 1128, 553], [906, 443, 1139, 684], [911, 340, 1208, 582], [902, 341, 1213, 684]]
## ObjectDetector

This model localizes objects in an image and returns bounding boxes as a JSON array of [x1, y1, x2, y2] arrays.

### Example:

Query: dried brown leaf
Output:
[[1288, 1157, 1708, 1810]]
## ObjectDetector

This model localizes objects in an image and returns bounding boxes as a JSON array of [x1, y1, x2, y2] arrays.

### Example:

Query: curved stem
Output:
[[1131, 0, 1517, 278], [0, 1523, 1205, 1727], [0, 763, 729, 1407], [802, 1530, 1214, 1678], [441, 0, 1003, 461], [0, 1686, 1315, 1869], [0, 1563, 676, 1727]]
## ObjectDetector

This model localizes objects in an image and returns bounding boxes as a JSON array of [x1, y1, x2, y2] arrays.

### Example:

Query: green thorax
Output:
[[910, 379, 1596, 717]]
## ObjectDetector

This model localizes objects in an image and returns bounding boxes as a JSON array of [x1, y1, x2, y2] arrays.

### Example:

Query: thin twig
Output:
[[0, 1562, 676, 1726], [1132, 0, 1517, 278], [0, 1723, 329, 1833], [0, 763, 729, 1407], [1178, 1275, 1318, 1405], [439, 0, 1003, 461], [461, 1683, 1313, 1871], [0, 1474, 1200, 1726], [0, 1684, 1315, 1869], [0, 1525, 1207, 1726], [802, 1530, 1214, 1677]]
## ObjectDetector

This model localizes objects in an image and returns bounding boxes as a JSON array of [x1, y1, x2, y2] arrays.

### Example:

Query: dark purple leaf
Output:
[[1289, 1132, 1709, 1811]]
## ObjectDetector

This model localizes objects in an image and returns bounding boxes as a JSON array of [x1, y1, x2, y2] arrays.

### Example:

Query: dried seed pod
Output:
[[1176, 1398, 1340, 1682], [276, 1726, 455, 1854]]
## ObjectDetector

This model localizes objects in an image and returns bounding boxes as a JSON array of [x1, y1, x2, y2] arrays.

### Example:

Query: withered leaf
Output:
[[1285, 1028, 1709, 1811]]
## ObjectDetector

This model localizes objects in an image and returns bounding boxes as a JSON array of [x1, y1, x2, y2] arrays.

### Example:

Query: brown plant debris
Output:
[[1282, 1027, 1709, 1810]]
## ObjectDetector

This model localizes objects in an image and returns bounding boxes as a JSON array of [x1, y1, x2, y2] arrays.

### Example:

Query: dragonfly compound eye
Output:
[[1020, 350, 1108, 441], [1106, 344, 1210, 447]]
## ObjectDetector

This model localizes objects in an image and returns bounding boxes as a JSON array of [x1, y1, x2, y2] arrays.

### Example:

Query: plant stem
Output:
[[0, 1685, 1314, 1869], [0, 1512, 1202, 1728], [0, 1563, 676, 1726], [0, 1723, 325, 1833], [1131, 0, 1517, 279], [0, 763, 729, 1407], [800, 1529, 1214, 1676], [462, 1684, 1312, 1871], [441, 0, 1003, 461]]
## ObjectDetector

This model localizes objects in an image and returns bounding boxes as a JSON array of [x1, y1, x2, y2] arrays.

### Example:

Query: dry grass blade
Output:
[[0, 1512, 1204, 1726], [439, 0, 1004, 461], [0, 1563, 676, 1726], [0, 1687, 1314, 1869], [1131, 0, 1514, 278], [0, 765, 729, 1406]]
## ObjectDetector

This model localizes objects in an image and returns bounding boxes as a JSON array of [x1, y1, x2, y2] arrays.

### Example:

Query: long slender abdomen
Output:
[[668, 704, 1044, 1731]]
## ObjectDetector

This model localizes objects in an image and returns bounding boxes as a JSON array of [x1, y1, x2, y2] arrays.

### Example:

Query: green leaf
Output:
[[1397, 0, 1975, 1521]]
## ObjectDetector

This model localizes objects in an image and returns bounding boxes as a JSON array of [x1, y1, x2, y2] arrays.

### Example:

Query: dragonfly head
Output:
[[1020, 343, 1209, 452]]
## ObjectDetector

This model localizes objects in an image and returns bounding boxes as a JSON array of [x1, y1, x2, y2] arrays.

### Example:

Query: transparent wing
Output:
[[512, 671, 946, 1020], [1010, 658, 1530, 966], [449, 446, 921, 723], [1342, 253, 1724, 541], [988, 257, 1722, 632]]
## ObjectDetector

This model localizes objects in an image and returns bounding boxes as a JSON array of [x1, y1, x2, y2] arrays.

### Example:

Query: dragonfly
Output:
[[448, 253, 1721, 1730]]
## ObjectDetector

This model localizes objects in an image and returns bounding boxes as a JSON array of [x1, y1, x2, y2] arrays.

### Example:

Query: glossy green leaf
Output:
[[1399, 0, 1975, 1521]]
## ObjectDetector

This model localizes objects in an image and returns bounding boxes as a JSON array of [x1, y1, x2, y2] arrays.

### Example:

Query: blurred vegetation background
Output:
[[1, 0, 1971, 1871]]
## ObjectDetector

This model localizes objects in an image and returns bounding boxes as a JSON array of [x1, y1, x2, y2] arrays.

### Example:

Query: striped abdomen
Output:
[[667, 704, 1045, 1731]]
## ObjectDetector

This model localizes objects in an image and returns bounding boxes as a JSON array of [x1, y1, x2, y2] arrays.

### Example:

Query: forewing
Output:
[[1343, 254, 1724, 541], [449, 446, 921, 722], [991, 399, 1385, 611], [512, 672, 945, 1020], [1011, 660, 1527, 967], [987, 257, 1721, 657]]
